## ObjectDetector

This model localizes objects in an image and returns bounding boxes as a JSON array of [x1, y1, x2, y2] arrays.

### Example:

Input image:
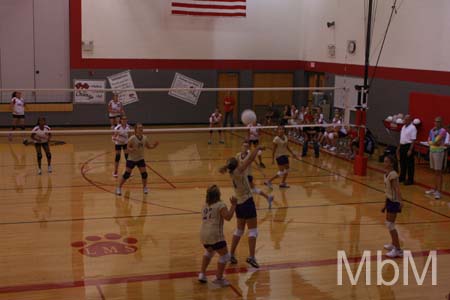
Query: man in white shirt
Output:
[[397, 115, 417, 185]]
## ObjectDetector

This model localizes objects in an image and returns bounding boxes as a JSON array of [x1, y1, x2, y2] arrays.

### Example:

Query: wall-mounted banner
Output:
[[73, 79, 106, 104], [169, 73, 204, 105], [107, 70, 139, 106]]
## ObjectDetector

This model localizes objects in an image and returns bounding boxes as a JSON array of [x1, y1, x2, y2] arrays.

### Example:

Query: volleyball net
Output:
[[0, 85, 373, 177], [0, 86, 355, 130]]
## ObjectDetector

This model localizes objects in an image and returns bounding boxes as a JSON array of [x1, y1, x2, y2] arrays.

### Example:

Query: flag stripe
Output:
[[172, 10, 246, 17], [172, 0, 246, 17], [172, 7, 245, 13], [172, 3, 245, 9], [190, 0, 246, 2]]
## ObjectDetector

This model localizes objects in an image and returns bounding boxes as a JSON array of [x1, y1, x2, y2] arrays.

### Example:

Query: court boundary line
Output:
[[2, 200, 449, 227], [96, 284, 106, 300], [0, 200, 386, 226], [1, 248, 449, 295], [0, 174, 334, 192]]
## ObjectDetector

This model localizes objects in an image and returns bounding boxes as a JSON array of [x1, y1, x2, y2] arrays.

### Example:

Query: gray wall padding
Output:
[[0, 69, 307, 126]]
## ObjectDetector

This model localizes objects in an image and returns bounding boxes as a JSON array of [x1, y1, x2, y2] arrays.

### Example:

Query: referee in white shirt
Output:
[[397, 115, 417, 185]]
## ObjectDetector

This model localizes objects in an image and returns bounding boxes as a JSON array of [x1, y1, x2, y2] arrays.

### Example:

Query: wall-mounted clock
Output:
[[347, 40, 356, 54]]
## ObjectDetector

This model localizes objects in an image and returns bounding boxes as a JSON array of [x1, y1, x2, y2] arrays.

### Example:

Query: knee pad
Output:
[[252, 187, 262, 194], [37, 153, 43, 160], [123, 171, 131, 179], [276, 170, 284, 177], [46, 153, 52, 160], [248, 228, 258, 238], [385, 221, 395, 231], [204, 250, 214, 258], [257, 150, 263, 156], [234, 228, 244, 237], [218, 253, 231, 264], [141, 172, 148, 179], [115, 154, 121, 162]]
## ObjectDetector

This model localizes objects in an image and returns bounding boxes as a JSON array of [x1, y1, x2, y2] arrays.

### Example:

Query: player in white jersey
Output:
[[112, 116, 132, 177], [237, 141, 273, 208], [265, 126, 299, 189], [219, 145, 264, 268], [9, 91, 28, 144], [209, 108, 224, 144], [108, 94, 125, 129], [116, 124, 159, 196], [31, 117, 52, 175], [198, 185, 237, 287], [247, 121, 265, 167]]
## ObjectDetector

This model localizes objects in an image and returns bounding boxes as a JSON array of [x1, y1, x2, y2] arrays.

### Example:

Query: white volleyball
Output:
[[385, 116, 393, 122], [241, 109, 257, 125], [413, 118, 421, 125]]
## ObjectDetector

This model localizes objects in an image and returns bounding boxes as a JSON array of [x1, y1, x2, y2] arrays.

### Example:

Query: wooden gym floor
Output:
[[0, 129, 449, 300]]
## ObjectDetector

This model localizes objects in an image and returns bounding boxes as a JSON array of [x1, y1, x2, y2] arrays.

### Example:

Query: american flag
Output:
[[171, 0, 246, 17]]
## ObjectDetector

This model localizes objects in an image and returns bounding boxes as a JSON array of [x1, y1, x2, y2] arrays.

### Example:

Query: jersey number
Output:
[[202, 208, 213, 220]]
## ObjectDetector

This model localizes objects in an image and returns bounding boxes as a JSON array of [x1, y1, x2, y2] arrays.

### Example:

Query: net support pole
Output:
[[353, 0, 373, 176]]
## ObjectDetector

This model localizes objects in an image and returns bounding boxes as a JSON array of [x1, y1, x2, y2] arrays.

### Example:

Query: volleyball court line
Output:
[[0, 200, 383, 226], [2, 199, 449, 227], [96, 284, 106, 300]]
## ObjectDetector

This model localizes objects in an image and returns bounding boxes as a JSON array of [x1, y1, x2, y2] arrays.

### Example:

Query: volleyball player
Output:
[[112, 116, 132, 177], [198, 185, 237, 287], [209, 108, 224, 144], [31, 117, 52, 175], [10, 91, 28, 144], [382, 155, 403, 258], [116, 123, 159, 196], [247, 121, 265, 167], [237, 141, 273, 208], [219, 145, 265, 268], [264, 126, 299, 188], [108, 94, 125, 129]]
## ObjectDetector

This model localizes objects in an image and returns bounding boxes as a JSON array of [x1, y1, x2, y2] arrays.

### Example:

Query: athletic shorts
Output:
[[429, 151, 447, 171], [236, 197, 257, 219], [386, 198, 401, 214], [35, 142, 49, 149], [276, 155, 289, 166], [247, 175, 254, 183], [115, 144, 127, 151], [12, 114, 25, 119], [249, 140, 259, 145], [338, 131, 347, 138], [126, 159, 146, 169], [203, 240, 227, 251]]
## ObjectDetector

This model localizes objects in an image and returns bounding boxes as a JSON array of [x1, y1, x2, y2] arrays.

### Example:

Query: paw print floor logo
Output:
[[71, 233, 138, 257]]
